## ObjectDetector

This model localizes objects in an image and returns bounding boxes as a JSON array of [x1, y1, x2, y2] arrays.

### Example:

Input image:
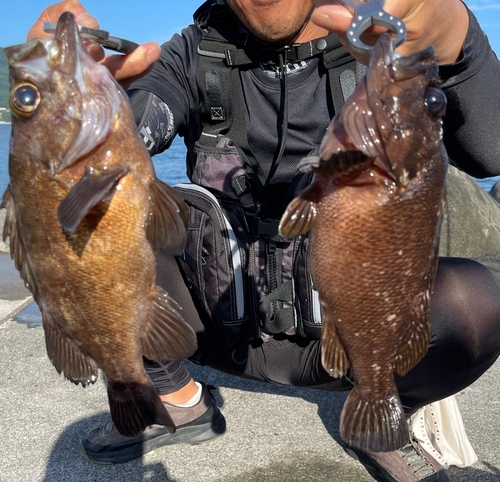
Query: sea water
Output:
[[0, 123, 189, 196], [0, 123, 498, 196]]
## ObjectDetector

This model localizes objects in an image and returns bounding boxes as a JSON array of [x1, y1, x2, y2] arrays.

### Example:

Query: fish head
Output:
[[365, 34, 447, 187], [318, 34, 447, 189], [5, 12, 122, 174]]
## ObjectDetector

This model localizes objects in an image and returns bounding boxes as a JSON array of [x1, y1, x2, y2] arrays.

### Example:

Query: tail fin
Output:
[[340, 388, 409, 452], [107, 380, 175, 437]]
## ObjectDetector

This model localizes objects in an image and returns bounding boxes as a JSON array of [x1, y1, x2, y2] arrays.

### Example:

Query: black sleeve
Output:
[[127, 25, 201, 141], [440, 8, 500, 178], [128, 89, 175, 157]]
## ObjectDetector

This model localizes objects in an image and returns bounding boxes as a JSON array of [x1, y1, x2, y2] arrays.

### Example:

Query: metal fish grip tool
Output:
[[337, 0, 406, 57], [44, 23, 139, 54]]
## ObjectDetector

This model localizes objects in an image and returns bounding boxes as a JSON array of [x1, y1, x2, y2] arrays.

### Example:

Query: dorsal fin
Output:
[[43, 310, 99, 387], [1, 185, 39, 299], [321, 310, 350, 379]]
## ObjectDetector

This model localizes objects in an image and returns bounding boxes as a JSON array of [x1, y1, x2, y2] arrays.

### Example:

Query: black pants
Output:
[[147, 252, 500, 416]]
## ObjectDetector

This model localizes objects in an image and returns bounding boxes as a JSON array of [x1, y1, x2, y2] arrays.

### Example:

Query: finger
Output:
[[99, 43, 162, 89], [83, 41, 106, 62], [27, 0, 98, 41], [311, 5, 372, 63], [311, 4, 353, 35]]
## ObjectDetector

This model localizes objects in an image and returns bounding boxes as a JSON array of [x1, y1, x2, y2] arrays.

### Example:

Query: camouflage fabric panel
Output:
[[192, 135, 255, 210]]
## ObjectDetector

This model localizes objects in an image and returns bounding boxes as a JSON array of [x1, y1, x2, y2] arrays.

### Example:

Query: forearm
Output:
[[440, 9, 500, 177], [128, 89, 176, 158]]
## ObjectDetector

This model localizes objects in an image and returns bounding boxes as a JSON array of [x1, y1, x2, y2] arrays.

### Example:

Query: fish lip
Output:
[[375, 33, 397, 68], [372, 34, 436, 82]]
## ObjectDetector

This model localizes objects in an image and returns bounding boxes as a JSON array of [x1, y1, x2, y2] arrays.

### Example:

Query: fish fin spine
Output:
[[145, 178, 188, 254], [107, 380, 175, 437], [340, 389, 409, 453], [141, 287, 198, 362], [43, 313, 99, 387]]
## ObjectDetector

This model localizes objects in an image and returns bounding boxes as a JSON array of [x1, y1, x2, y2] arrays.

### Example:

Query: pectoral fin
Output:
[[141, 287, 197, 362], [57, 166, 128, 233], [279, 183, 322, 239], [145, 179, 188, 255]]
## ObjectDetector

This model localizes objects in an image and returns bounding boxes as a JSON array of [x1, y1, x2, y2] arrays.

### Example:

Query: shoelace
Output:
[[399, 430, 439, 480], [100, 420, 115, 435]]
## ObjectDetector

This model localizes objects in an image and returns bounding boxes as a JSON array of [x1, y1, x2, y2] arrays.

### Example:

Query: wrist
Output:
[[428, 0, 469, 65]]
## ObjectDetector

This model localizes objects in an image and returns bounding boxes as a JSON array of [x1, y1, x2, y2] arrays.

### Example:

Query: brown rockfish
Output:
[[1, 12, 197, 437], [279, 34, 447, 452]]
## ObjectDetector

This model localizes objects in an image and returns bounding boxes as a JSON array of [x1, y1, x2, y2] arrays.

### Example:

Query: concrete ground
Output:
[[1, 249, 500, 482]]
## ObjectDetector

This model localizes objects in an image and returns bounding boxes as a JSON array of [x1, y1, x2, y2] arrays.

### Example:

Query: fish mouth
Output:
[[373, 33, 437, 82], [5, 12, 122, 175], [50, 13, 122, 174], [317, 34, 442, 187]]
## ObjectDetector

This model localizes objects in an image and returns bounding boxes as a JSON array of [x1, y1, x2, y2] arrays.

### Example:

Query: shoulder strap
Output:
[[193, 0, 359, 213]]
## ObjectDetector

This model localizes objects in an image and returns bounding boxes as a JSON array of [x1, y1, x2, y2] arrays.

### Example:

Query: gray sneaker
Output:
[[80, 383, 226, 464], [346, 428, 449, 482]]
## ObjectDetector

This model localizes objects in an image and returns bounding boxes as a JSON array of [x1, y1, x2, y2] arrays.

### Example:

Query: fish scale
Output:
[[280, 33, 447, 452], [2, 12, 197, 437]]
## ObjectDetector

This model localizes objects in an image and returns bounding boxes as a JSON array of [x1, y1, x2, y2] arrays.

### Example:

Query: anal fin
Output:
[[394, 295, 432, 376], [141, 287, 198, 362], [321, 310, 350, 379], [394, 318, 431, 376]]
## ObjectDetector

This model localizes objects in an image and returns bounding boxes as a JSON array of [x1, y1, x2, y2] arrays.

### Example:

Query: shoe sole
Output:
[[80, 410, 227, 465], [344, 447, 386, 482]]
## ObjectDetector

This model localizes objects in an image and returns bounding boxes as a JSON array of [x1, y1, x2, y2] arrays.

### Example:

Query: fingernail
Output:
[[145, 45, 160, 63], [311, 10, 333, 29]]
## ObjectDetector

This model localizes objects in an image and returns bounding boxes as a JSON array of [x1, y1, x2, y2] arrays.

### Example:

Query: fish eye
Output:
[[10, 83, 41, 118], [424, 87, 446, 116]]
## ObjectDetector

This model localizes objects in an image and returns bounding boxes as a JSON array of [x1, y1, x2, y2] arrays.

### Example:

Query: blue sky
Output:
[[0, 1, 499, 55]]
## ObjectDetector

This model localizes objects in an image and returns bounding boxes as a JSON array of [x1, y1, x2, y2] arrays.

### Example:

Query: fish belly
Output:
[[312, 178, 441, 451]]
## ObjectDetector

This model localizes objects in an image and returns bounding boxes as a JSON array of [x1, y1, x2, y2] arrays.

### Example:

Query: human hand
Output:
[[27, 0, 161, 90], [311, 0, 469, 65]]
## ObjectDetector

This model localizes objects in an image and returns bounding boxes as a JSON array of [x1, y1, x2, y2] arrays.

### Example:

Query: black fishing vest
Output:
[[175, 0, 361, 344]]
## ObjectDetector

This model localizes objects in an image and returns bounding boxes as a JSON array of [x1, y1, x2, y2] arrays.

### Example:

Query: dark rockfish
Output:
[[279, 34, 447, 452], [1, 12, 197, 437]]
